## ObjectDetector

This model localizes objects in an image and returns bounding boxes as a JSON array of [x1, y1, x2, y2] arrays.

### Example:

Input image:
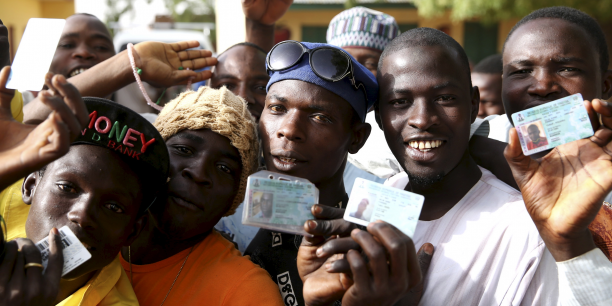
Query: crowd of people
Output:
[[1, 1, 612, 305]]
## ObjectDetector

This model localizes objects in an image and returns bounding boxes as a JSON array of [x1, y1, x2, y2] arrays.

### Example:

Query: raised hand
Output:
[[0, 229, 64, 306], [132, 41, 218, 88], [0, 68, 88, 189], [242, 0, 294, 25], [504, 98, 612, 261]]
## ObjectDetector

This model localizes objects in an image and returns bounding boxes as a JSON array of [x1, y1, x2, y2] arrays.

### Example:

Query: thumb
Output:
[[504, 128, 537, 189], [43, 228, 64, 284], [416, 243, 433, 276]]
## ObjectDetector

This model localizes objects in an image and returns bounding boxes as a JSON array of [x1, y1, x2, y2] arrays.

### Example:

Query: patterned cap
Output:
[[326, 6, 400, 52]]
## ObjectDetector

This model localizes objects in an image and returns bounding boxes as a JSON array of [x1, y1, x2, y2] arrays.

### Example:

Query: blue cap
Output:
[[266, 42, 378, 122]]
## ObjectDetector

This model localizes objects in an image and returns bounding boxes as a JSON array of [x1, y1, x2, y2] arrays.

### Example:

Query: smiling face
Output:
[[471, 72, 504, 118], [209, 45, 268, 122], [260, 80, 369, 186], [23, 145, 144, 279], [151, 129, 242, 240], [377, 46, 478, 184], [342, 47, 382, 76], [49, 14, 115, 79], [502, 18, 612, 118]]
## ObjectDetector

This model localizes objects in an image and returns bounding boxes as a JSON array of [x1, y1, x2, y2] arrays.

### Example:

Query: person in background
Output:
[[471, 54, 504, 118]]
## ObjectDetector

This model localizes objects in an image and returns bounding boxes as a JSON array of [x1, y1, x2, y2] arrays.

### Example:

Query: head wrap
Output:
[[154, 86, 259, 216], [266, 42, 378, 121], [77, 97, 169, 185], [327, 6, 400, 52]]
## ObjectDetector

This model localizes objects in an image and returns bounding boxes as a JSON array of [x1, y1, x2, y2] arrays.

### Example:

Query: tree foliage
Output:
[[411, 0, 612, 22]]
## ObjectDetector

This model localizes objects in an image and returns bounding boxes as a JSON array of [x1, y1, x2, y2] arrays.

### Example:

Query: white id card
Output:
[[344, 178, 424, 238], [7, 18, 66, 91], [512, 93, 594, 156], [35, 226, 91, 277]]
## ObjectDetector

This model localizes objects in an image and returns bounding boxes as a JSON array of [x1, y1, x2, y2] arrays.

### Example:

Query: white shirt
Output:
[[486, 114, 513, 143], [386, 167, 612, 306]]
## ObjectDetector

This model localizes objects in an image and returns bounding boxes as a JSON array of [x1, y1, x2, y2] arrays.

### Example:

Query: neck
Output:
[[315, 160, 348, 207], [121, 215, 209, 265], [407, 150, 481, 221], [56, 271, 97, 304]]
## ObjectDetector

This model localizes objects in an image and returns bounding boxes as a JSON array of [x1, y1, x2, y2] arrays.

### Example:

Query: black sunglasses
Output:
[[266, 40, 368, 103]]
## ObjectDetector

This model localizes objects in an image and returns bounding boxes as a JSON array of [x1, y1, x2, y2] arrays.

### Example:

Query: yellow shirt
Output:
[[0, 180, 139, 306], [11, 91, 23, 123]]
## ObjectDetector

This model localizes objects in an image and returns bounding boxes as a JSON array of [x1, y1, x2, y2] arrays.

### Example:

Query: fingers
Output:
[[351, 228, 389, 286], [17, 238, 44, 299], [0, 66, 15, 111], [366, 222, 413, 284], [346, 249, 370, 290], [169, 40, 201, 52], [316, 236, 360, 259], [584, 100, 601, 131], [50, 75, 88, 128], [311, 204, 345, 220], [177, 49, 213, 62], [416, 243, 434, 276], [38, 90, 82, 141], [7, 243, 25, 303], [43, 228, 63, 291], [504, 128, 537, 189], [35, 111, 71, 162], [592, 99, 612, 130], [304, 218, 356, 237]]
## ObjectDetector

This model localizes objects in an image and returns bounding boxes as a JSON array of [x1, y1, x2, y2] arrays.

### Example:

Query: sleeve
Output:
[[518, 247, 559, 306], [222, 266, 284, 306], [470, 117, 490, 138], [557, 248, 612, 306]]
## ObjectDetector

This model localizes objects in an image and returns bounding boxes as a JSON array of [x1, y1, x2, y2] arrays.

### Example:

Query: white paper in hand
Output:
[[35, 226, 92, 277], [7, 18, 65, 91]]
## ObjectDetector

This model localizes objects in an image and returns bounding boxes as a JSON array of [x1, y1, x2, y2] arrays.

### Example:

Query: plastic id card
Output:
[[344, 178, 424, 238], [512, 93, 594, 156], [35, 225, 92, 276], [242, 171, 318, 235]]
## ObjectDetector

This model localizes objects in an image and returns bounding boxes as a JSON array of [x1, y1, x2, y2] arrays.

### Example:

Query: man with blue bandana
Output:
[[245, 41, 421, 305]]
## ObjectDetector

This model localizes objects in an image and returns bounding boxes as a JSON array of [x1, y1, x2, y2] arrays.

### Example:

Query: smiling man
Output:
[[373, 26, 612, 305]]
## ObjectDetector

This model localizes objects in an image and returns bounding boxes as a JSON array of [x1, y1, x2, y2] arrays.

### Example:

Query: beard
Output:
[[407, 171, 445, 186]]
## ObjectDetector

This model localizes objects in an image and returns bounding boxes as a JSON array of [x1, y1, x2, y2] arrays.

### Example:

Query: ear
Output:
[[601, 70, 612, 100], [22, 172, 40, 205], [470, 86, 480, 124], [348, 121, 372, 154], [124, 213, 146, 246]]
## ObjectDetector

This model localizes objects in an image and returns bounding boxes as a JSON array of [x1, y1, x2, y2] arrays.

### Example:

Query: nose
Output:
[[66, 196, 98, 231], [276, 110, 306, 142], [527, 68, 562, 98], [406, 99, 438, 131], [72, 43, 96, 61], [181, 158, 213, 186]]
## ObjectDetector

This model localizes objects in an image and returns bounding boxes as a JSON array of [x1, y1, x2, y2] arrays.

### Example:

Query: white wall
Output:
[[215, 0, 245, 54]]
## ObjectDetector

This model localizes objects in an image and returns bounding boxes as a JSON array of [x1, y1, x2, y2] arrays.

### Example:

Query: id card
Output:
[[35, 226, 91, 277], [344, 178, 424, 238], [512, 93, 594, 156], [242, 171, 317, 235], [7, 18, 66, 91]]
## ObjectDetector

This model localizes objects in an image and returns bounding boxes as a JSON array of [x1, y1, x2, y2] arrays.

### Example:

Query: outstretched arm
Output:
[[243, 0, 293, 52], [24, 41, 217, 123]]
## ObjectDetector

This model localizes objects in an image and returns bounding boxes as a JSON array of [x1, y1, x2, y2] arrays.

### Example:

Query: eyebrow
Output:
[[220, 150, 241, 163], [61, 32, 113, 44], [213, 74, 238, 80], [507, 57, 584, 67], [172, 133, 204, 143], [269, 94, 288, 103]]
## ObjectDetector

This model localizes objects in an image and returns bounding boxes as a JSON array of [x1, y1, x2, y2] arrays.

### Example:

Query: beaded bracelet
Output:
[[126, 44, 196, 111]]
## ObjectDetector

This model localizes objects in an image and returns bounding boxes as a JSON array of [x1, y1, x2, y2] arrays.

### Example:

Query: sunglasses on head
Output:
[[266, 40, 369, 103]]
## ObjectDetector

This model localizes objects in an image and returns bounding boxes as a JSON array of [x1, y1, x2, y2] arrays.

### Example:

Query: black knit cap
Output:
[[74, 97, 169, 185]]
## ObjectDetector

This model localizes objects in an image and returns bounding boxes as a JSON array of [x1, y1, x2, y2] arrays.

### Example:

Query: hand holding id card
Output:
[[242, 171, 317, 235], [344, 178, 424, 238], [512, 93, 594, 156], [35, 226, 91, 276]]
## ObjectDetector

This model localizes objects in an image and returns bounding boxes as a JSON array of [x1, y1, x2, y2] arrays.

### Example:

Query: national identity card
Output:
[[344, 178, 424, 238], [511, 93, 594, 156], [35, 225, 92, 277]]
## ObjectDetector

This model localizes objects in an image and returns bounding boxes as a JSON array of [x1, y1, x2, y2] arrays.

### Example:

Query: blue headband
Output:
[[266, 42, 378, 122]]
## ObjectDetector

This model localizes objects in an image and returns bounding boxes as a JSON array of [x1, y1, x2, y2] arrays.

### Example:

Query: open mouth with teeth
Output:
[[69, 68, 88, 77], [277, 157, 297, 164], [408, 140, 444, 152]]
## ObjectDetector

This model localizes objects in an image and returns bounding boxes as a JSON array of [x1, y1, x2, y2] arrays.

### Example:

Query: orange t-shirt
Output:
[[120, 231, 283, 306]]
